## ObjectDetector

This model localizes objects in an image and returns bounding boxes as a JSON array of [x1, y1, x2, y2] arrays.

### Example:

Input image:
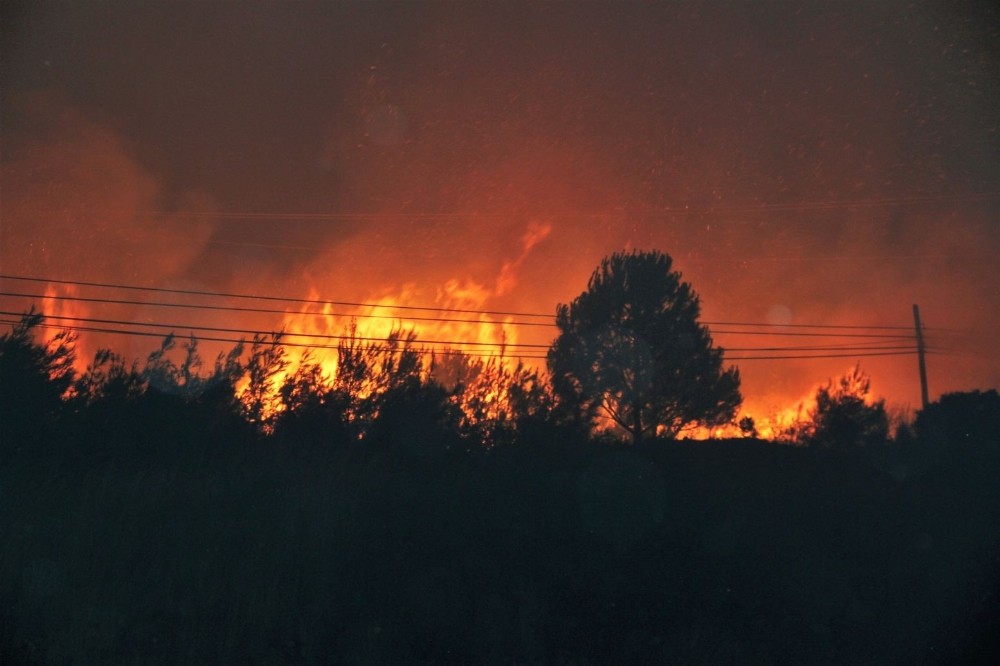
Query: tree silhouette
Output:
[[368, 377, 462, 454], [141, 334, 228, 397], [794, 364, 889, 449], [738, 415, 759, 438], [138, 333, 244, 409], [275, 354, 352, 448], [0, 310, 77, 444], [75, 348, 146, 407], [430, 350, 553, 448], [239, 332, 288, 429], [547, 251, 741, 444], [329, 322, 425, 439], [915, 389, 1000, 453]]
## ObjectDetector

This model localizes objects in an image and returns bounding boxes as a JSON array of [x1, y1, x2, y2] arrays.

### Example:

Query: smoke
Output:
[[2, 3, 997, 418], [1, 91, 214, 285], [1, 91, 220, 364]]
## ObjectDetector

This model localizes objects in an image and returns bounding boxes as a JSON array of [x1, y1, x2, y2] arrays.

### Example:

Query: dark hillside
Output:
[[2, 418, 998, 664]]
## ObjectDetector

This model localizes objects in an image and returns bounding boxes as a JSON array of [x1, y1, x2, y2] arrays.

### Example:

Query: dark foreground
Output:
[[2, 426, 999, 665]]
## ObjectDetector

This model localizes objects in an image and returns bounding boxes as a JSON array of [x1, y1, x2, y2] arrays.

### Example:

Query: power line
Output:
[[0, 290, 921, 336], [725, 350, 919, 361], [3, 298, 925, 357], [0, 319, 548, 360], [146, 192, 1000, 221], [646, 191, 1000, 215], [0, 274, 926, 332], [0, 291, 555, 328], [206, 239, 321, 252], [0, 275, 553, 319], [723, 344, 919, 352], [712, 329, 915, 340], [202, 239, 964, 263], [1, 317, 923, 363], [152, 211, 511, 220], [2, 309, 920, 353], [705, 320, 913, 331], [0, 310, 552, 350], [1, 303, 921, 348]]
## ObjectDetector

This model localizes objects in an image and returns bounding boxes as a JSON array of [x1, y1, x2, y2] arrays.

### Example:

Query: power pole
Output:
[[912, 304, 929, 410]]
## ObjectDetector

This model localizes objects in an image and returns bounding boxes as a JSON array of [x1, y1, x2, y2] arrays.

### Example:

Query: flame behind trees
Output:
[[0, 309, 77, 441], [0, 311, 552, 449], [3, 252, 919, 452], [785, 364, 890, 449]]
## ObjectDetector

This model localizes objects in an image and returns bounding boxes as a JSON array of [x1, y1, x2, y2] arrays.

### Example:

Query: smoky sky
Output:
[[2, 0, 999, 414], [6, 2, 997, 211]]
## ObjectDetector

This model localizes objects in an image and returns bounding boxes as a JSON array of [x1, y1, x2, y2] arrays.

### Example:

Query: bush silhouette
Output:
[[0, 311, 76, 449], [795, 365, 889, 449], [916, 389, 1000, 462]]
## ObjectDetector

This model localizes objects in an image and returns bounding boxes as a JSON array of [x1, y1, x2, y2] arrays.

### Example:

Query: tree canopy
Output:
[[547, 250, 741, 443], [790, 364, 889, 449], [0, 309, 77, 445]]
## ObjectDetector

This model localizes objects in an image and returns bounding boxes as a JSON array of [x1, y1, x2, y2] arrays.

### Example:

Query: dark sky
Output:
[[2, 1, 998, 424]]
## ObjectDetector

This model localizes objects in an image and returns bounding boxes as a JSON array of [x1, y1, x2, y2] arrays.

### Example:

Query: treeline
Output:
[[3, 308, 997, 455], [2, 312, 1000, 664], [1, 310, 559, 459]]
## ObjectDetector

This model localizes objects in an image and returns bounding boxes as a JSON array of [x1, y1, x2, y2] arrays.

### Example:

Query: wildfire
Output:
[[40, 282, 94, 375], [746, 365, 887, 441], [278, 222, 552, 381], [754, 405, 807, 441]]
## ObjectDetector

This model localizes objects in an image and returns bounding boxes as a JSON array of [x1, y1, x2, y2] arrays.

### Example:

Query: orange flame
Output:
[[280, 222, 551, 390], [40, 283, 93, 374]]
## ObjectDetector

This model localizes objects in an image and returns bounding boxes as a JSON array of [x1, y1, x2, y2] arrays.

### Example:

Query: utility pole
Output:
[[912, 304, 929, 410]]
